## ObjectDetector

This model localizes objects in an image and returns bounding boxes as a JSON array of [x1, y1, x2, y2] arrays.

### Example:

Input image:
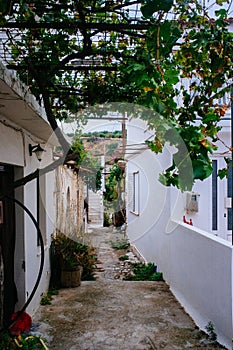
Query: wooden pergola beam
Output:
[[1, 21, 150, 30], [6, 64, 118, 71]]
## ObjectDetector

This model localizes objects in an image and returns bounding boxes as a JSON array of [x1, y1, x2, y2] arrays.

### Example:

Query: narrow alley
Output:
[[33, 226, 226, 350]]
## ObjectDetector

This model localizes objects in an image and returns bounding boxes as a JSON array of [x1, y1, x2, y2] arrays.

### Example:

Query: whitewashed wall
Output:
[[0, 117, 55, 316], [129, 215, 233, 349], [21, 135, 55, 315], [0, 120, 24, 166], [169, 222, 232, 349], [126, 118, 233, 349]]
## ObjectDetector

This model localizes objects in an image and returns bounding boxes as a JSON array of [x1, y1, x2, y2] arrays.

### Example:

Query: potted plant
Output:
[[51, 233, 96, 287]]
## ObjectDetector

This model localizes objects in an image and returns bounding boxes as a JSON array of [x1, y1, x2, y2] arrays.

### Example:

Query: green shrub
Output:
[[40, 295, 51, 305], [40, 289, 59, 305], [119, 255, 129, 261], [205, 321, 217, 342], [103, 211, 111, 227], [110, 238, 130, 250], [124, 262, 163, 281]]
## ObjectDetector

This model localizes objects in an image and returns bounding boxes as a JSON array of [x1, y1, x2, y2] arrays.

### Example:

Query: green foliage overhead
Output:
[[1, 0, 233, 189], [2, 1, 147, 118], [141, 0, 173, 18], [127, 0, 233, 189], [0, 0, 12, 16]]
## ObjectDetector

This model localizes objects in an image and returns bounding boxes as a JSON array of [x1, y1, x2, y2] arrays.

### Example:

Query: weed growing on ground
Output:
[[110, 238, 130, 250], [124, 262, 163, 281], [205, 321, 217, 342], [119, 255, 129, 261], [40, 289, 59, 305], [40, 295, 51, 306]]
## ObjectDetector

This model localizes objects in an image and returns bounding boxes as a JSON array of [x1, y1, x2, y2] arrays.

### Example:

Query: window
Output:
[[132, 171, 139, 215], [212, 160, 218, 230], [227, 161, 232, 231]]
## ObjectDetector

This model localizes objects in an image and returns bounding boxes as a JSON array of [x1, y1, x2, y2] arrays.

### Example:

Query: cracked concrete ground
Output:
[[33, 226, 227, 350]]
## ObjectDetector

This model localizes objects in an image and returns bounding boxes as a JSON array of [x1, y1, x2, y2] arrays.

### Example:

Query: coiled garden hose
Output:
[[0, 195, 45, 334]]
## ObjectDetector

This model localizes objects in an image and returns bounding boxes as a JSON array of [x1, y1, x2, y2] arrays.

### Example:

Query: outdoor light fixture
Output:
[[29, 143, 45, 162]]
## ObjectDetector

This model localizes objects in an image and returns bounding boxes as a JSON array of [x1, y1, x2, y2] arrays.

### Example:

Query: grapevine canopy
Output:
[[0, 0, 233, 190]]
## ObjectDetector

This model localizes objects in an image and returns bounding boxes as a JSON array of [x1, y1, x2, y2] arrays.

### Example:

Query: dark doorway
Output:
[[0, 164, 17, 326]]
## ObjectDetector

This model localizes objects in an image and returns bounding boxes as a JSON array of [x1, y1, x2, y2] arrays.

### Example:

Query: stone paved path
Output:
[[33, 226, 226, 350]]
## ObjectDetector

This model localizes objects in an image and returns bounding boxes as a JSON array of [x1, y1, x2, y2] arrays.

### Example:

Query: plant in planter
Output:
[[51, 234, 97, 287]]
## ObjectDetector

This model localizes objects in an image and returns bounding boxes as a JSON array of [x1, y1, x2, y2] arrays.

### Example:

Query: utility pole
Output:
[[122, 112, 127, 158]]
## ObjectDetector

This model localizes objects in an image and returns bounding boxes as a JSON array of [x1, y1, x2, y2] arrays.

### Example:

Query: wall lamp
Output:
[[29, 143, 45, 162]]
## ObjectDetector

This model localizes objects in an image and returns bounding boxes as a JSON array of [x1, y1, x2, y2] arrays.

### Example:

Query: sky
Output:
[[59, 118, 122, 136]]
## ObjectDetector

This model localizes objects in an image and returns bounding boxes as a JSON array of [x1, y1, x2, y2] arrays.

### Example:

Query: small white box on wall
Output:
[[185, 192, 200, 212], [224, 197, 231, 209]]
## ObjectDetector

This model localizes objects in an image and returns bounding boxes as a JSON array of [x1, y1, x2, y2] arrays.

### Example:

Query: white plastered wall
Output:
[[126, 117, 233, 349], [0, 117, 55, 316]]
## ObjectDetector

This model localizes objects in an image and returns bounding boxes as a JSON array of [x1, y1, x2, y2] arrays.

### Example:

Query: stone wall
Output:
[[54, 165, 85, 236]]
